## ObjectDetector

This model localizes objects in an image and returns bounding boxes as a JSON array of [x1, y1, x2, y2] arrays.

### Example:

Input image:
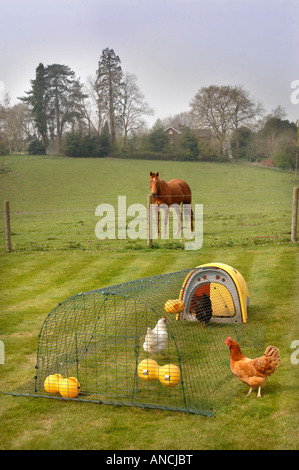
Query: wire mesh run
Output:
[[8, 268, 262, 416]]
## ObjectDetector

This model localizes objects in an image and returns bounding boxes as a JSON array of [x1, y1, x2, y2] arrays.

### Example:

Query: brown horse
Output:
[[149, 172, 193, 237]]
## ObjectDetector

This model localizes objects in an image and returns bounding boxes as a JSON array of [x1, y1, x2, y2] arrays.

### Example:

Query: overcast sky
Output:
[[0, 0, 298, 126]]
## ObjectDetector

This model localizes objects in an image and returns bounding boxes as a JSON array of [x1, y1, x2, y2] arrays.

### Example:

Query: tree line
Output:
[[0, 47, 298, 168]]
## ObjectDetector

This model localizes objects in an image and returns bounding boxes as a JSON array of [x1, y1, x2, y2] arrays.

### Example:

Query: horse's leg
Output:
[[158, 208, 160, 237], [154, 204, 159, 238], [174, 204, 181, 236], [162, 205, 169, 238], [191, 206, 194, 232]]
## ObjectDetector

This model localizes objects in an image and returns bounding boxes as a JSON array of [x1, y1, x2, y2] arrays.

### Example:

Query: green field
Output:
[[0, 155, 296, 251], [0, 155, 298, 450]]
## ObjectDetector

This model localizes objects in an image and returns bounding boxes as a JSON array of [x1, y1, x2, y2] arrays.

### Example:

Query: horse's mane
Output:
[[156, 177, 168, 195]]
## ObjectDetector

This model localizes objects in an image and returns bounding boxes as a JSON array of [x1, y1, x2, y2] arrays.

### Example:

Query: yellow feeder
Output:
[[164, 299, 184, 314], [138, 359, 159, 381], [158, 364, 181, 387], [59, 377, 80, 398], [44, 374, 63, 394]]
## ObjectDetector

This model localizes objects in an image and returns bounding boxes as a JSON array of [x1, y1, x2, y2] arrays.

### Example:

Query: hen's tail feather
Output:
[[264, 345, 280, 368]]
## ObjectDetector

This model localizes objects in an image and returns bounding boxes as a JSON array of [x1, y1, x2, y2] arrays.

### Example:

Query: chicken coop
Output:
[[8, 263, 260, 417]]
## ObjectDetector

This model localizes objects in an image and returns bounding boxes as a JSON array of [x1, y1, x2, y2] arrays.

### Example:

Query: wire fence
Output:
[[8, 266, 263, 416], [0, 189, 298, 253]]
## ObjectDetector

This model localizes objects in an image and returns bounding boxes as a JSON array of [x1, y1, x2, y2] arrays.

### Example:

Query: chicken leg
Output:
[[247, 386, 262, 398]]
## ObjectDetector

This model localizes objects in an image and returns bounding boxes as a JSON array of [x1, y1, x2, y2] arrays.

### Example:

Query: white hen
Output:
[[143, 316, 168, 356]]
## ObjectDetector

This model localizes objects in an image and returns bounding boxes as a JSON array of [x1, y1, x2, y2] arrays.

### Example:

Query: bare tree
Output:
[[230, 86, 264, 158], [120, 72, 153, 147], [190, 85, 263, 155], [82, 76, 104, 134], [0, 94, 34, 153], [255, 106, 297, 158], [190, 85, 232, 151], [162, 111, 193, 130]]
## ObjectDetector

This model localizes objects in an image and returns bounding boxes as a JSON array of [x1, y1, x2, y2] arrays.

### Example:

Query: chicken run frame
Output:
[[8, 263, 262, 417]]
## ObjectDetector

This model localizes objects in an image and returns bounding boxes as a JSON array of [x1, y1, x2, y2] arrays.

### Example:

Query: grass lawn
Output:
[[0, 155, 298, 450], [0, 245, 298, 450]]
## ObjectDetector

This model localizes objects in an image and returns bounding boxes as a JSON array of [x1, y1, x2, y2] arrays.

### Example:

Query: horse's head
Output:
[[149, 172, 160, 197]]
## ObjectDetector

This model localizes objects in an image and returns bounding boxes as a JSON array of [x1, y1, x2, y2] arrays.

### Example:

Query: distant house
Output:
[[164, 126, 181, 143], [164, 125, 212, 143]]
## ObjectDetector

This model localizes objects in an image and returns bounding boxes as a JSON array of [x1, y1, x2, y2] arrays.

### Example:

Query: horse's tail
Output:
[[182, 182, 192, 204], [181, 182, 193, 231]]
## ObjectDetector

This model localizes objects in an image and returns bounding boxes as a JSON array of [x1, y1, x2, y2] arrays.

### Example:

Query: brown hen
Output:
[[225, 337, 280, 398]]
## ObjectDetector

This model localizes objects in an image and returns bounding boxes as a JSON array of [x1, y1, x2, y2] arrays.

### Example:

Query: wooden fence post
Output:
[[147, 193, 153, 247], [291, 187, 299, 243], [4, 200, 12, 253]]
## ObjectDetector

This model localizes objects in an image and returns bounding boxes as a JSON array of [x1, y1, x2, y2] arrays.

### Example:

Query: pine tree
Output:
[[20, 63, 87, 153], [46, 64, 87, 153], [148, 120, 169, 152], [20, 63, 48, 149], [179, 127, 198, 159], [95, 48, 123, 144]]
